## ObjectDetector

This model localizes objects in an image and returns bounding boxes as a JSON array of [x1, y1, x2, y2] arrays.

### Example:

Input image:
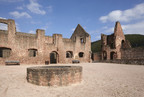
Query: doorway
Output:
[[110, 52, 116, 60], [50, 51, 58, 64]]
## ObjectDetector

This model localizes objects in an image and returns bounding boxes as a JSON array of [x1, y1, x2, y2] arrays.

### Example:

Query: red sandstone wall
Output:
[[0, 19, 91, 65], [101, 22, 126, 60], [121, 48, 144, 59], [93, 53, 101, 61]]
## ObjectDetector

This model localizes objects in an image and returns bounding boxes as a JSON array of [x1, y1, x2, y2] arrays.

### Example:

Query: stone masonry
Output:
[[27, 66, 82, 86], [101, 21, 131, 60], [0, 19, 91, 65]]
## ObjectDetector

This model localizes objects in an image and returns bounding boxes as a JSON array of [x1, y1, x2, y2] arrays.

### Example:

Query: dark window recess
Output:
[[29, 49, 37, 57], [79, 52, 84, 58], [66, 51, 73, 58], [110, 43, 115, 49], [50, 52, 58, 64], [110, 52, 117, 60], [121, 40, 125, 48], [0, 48, 11, 58], [80, 38, 84, 43], [103, 51, 107, 60]]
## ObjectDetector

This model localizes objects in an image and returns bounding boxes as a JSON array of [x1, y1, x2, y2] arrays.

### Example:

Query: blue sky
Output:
[[0, 0, 144, 42]]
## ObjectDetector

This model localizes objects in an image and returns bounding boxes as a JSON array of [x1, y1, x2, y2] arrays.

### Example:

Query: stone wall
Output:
[[121, 48, 144, 59], [0, 19, 91, 65], [99, 47, 144, 65], [101, 21, 131, 60], [102, 59, 144, 65], [27, 66, 82, 86], [92, 52, 101, 61], [101, 22, 126, 60]]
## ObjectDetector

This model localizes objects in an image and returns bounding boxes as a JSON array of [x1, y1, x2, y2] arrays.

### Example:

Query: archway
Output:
[[103, 51, 107, 60], [50, 51, 58, 64], [110, 52, 117, 60]]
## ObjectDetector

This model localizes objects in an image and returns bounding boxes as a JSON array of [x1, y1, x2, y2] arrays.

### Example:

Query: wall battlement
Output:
[[0, 19, 91, 65]]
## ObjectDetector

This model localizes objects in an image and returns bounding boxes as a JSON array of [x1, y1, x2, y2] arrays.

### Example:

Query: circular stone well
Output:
[[27, 66, 82, 86]]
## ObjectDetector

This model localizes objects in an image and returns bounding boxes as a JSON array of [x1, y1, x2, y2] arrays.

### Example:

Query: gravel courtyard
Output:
[[0, 63, 144, 97]]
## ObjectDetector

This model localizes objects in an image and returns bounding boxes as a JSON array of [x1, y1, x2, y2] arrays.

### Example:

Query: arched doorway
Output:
[[110, 52, 117, 60], [50, 51, 58, 64], [103, 51, 107, 60]]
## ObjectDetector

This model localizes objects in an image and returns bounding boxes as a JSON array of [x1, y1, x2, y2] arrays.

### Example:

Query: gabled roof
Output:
[[71, 24, 89, 38]]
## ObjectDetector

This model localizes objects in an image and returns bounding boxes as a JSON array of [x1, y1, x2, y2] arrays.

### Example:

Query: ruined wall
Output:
[[99, 47, 144, 65], [121, 48, 144, 59], [101, 21, 127, 60], [92, 52, 101, 61], [0, 30, 8, 47], [0, 19, 91, 65], [70, 24, 91, 63], [16, 32, 37, 48], [45, 36, 53, 44]]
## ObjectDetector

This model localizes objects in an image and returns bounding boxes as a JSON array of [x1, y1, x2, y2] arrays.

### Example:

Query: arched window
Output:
[[66, 51, 73, 58], [28, 49, 37, 57], [80, 38, 84, 43], [0, 47, 11, 58], [79, 52, 84, 58], [50, 51, 58, 64], [121, 40, 125, 48], [103, 51, 107, 60], [110, 52, 117, 60]]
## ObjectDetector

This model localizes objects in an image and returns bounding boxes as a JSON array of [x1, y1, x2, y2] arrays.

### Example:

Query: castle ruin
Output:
[[0, 19, 91, 65], [101, 21, 131, 60]]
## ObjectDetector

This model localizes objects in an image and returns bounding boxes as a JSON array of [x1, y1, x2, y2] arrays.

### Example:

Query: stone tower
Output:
[[101, 21, 131, 60]]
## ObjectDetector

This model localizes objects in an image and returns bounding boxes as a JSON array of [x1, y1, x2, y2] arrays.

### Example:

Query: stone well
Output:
[[27, 66, 82, 86]]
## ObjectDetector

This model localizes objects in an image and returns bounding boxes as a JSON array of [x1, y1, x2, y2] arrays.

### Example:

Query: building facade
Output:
[[0, 19, 91, 65], [101, 21, 131, 60]]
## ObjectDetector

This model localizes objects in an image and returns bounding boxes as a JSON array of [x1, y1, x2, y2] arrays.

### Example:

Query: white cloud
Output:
[[122, 21, 144, 35], [0, 17, 6, 19], [101, 21, 144, 35], [28, 30, 35, 33], [99, 3, 144, 23], [72, 28, 75, 32], [27, 0, 46, 15], [0, 23, 8, 30], [9, 11, 31, 18], [104, 27, 114, 33]]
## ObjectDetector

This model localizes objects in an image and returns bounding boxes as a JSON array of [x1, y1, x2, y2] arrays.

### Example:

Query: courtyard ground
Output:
[[0, 63, 144, 97]]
